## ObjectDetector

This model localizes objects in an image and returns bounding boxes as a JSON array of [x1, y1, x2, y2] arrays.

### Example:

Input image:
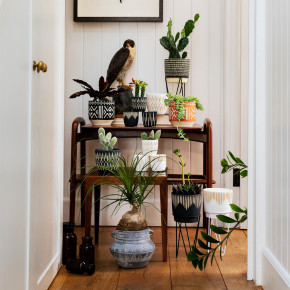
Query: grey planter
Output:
[[110, 228, 155, 268], [164, 59, 190, 78]]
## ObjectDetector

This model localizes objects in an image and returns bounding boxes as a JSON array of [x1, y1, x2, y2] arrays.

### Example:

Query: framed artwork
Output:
[[74, 0, 163, 22]]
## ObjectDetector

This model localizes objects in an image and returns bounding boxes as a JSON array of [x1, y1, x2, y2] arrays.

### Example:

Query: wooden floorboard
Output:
[[49, 227, 262, 290]]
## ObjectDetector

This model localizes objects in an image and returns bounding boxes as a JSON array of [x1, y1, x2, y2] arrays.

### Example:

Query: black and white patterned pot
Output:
[[172, 192, 202, 223], [88, 100, 115, 126], [123, 111, 139, 127], [142, 111, 157, 127], [164, 59, 190, 78], [95, 149, 121, 175], [132, 97, 147, 112], [110, 228, 155, 269]]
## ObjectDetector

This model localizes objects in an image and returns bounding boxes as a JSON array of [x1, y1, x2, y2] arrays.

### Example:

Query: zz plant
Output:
[[160, 16, 200, 59], [141, 130, 161, 141], [187, 152, 248, 271], [98, 128, 117, 150]]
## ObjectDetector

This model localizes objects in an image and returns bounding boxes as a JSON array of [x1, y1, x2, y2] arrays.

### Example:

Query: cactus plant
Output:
[[129, 78, 148, 97], [160, 15, 200, 59], [141, 130, 161, 141], [98, 128, 117, 150]]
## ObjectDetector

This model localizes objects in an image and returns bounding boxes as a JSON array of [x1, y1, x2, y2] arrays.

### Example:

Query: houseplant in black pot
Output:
[[172, 148, 202, 223], [95, 128, 121, 175], [160, 16, 199, 78], [129, 78, 148, 112], [70, 77, 118, 126]]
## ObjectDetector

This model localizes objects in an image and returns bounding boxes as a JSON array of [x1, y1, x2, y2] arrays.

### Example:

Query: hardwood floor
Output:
[[49, 227, 262, 290]]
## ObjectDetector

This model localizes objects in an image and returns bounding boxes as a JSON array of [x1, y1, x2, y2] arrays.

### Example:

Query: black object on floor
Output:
[[62, 222, 77, 265], [79, 236, 95, 265], [66, 258, 95, 275]]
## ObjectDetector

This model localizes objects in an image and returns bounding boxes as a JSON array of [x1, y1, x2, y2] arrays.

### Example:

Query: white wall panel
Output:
[[64, 0, 248, 229]]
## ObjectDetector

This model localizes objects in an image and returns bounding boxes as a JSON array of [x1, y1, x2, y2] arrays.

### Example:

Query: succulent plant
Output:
[[98, 128, 117, 150], [141, 130, 161, 141], [160, 15, 200, 59], [129, 78, 148, 97]]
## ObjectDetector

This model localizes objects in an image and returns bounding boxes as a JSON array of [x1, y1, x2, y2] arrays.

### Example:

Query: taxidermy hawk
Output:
[[107, 39, 136, 90]]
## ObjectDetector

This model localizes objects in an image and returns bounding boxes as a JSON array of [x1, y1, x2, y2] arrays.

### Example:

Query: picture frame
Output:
[[74, 0, 163, 22]]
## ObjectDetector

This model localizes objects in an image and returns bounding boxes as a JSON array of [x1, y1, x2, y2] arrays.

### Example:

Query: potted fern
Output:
[[70, 77, 118, 126], [160, 16, 199, 78], [141, 130, 161, 156], [95, 128, 121, 175]]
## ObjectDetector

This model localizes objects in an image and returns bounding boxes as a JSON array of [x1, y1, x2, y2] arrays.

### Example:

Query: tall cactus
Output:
[[159, 15, 200, 59]]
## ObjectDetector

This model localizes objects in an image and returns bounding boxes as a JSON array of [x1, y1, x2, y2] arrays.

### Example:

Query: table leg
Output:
[[94, 185, 101, 243], [84, 183, 93, 237], [80, 135, 86, 226], [160, 181, 168, 262]]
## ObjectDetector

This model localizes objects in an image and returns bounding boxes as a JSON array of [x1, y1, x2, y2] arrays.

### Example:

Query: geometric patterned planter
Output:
[[164, 59, 190, 78], [169, 101, 196, 127], [142, 139, 158, 156], [132, 97, 147, 112], [146, 93, 168, 115], [88, 100, 115, 126], [95, 148, 121, 175]]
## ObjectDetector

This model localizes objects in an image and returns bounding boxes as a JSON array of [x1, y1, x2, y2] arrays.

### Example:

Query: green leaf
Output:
[[216, 215, 237, 223], [201, 231, 219, 243], [210, 225, 228, 235], [191, 247, 204, 256], [198, 239, 212, 250], [228, 151, 237, 162], [187, 251, 199, 261], [236, 157, 244, 164], [221, 159, 228, 167], [198, 258, 204, 271], [141, 132, 148, 140], [204, 254, 210, 269], [154, 130, 161, 140], [160, 36, 173, 51], [230, 204, 245, 213], [192, 259, 199, 269], [175, 32, 180, 43], [177, 38, 189, 51], [211, 249, 216, 265], [235, 213, 239, 220], [221, 166, 229, 174], [240, 215, 248, 223], [182, 51, 187, 59], [240, 170, 248, 178]]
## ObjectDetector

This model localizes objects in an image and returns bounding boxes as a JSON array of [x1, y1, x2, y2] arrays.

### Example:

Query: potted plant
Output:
[[70, 77, 118, 126], [160, 16, 199, 78], [81, 151, 165, 268], [140, 130, 161, 156], [171, 149, 202, 223], [129, 78, 148, 112], [146, 93, 168, 115], [95, 128, 121, 175]]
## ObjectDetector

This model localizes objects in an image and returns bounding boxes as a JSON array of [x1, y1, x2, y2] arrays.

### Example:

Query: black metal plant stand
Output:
[[165, 77, 187, 97], [175, 215, 201, 257]]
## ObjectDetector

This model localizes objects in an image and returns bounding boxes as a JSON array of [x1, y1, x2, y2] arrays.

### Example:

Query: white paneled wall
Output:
[[64, 0, 248, 228]]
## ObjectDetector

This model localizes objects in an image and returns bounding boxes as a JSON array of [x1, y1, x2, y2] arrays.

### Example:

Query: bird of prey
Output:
[[107, 39, 136, 90]]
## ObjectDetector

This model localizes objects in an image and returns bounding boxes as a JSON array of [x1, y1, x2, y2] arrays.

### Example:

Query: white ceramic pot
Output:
[[146, 93, 168, 115], [133, 154, 149, 172], [149, 154, 166, 171], [203, 188, 233, 218], [142, 139, 158, 156]]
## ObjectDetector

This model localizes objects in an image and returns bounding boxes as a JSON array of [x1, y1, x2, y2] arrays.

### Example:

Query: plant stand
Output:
[[165, 77, 188, 97], [175, 215, 201, 257]]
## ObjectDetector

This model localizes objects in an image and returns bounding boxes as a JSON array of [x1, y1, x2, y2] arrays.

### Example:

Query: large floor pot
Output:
[[132, 97, 147, 112], [169, 101, 196, 127], [146, 93, 168, 115], [203, 188, 233, 218], [164, 59, 190, 78], [88, 100, 115, 126], [110, 228, 155, 269], [95, 149, 121, 175], [172, 192, 203, 223]]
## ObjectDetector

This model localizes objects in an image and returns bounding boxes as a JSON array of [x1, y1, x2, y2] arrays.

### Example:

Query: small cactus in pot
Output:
[[95, 128, 121, 174], [141, 130, 161, 156], [129, 78, 148, 112]]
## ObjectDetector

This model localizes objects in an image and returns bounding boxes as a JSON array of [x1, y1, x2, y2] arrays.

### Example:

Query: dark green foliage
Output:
[[221, 151, 248, 177], [159, 16, 200, 59]]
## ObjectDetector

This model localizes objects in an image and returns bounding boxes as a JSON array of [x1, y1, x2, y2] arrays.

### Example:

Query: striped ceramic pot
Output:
[[146, 93, 168, 115], [88, 100, 115, 126], [169, 101, 196, 127], [132, 97, 147, 112], [142, 111, 157, 127], [123, 111, 139, 127], [164, 59, 190, 78], [172, 192, 203, 223], [203, 188, 233, 218]]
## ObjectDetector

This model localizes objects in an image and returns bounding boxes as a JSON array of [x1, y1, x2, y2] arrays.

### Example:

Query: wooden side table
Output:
[[69, 118, 214, 262]]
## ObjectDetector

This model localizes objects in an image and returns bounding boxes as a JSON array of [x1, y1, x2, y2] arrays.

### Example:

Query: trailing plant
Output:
[[172, 148, 201, 195], [141, 130, 161, 141], [160, 16, 200, 59], [164, 93, 204, 142], [187, 153, 248, 271], [98, 128, 117, 150], [70, 76, 118, 101], [221, 151, 248, 178], [129, 78, 148, 97]]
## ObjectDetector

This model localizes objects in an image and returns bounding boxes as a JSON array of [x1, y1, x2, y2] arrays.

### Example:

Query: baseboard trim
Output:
[[262, 246, 290, 289]]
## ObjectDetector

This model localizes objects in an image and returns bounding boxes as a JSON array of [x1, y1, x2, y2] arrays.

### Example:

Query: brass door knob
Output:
[[33, 61, 47, 73]]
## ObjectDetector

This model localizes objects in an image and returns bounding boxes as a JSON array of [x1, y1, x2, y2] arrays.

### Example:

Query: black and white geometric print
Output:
[[142, 111, 157, 127], [164, 59, 190, 78], [132, 97, 147, 112], [89, 101, 115, 120], [95, 149, 121, 174]]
